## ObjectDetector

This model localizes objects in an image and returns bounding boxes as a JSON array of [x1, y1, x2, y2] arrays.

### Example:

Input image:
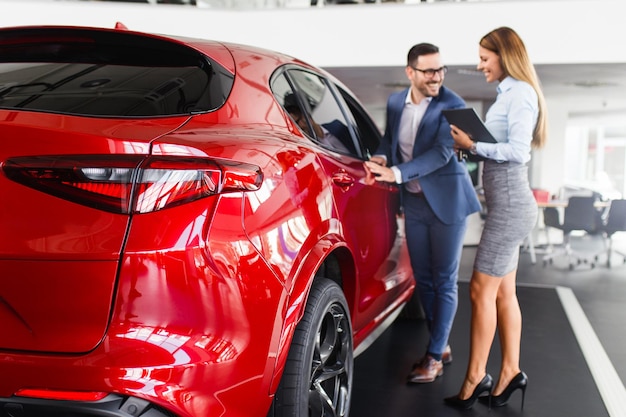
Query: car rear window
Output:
[[0, 27, 234, 117]]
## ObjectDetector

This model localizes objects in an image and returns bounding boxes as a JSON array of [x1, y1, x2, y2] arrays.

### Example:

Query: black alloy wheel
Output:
[[270, 278, 354, 417]]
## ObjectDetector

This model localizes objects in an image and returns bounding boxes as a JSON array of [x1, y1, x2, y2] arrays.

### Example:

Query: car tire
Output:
[[270, 278, 353, 417]]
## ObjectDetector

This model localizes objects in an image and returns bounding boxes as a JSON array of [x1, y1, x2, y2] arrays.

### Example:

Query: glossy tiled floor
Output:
[[350, 237, 626, 417]]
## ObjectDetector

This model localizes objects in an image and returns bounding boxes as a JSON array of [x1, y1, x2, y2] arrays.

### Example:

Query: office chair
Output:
[[600, 199, 626, 268], [542, 196, 604, 270]]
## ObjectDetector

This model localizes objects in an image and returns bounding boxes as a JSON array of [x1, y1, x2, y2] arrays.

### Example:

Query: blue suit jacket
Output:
[[376, 86, 481, 224]]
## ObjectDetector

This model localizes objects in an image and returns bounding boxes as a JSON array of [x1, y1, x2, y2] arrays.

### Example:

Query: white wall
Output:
[[534, 98, 569, 195]]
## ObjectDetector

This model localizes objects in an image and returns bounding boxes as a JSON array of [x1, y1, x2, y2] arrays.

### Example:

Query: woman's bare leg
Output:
[[493, 270, 522, 395], [457, 269, 501, 399]]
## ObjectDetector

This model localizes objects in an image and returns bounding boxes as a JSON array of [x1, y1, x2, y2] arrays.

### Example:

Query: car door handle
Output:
[[332, 171, 354, 188]]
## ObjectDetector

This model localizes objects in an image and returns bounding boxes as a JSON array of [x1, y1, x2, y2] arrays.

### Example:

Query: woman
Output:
[[444, 26, 548, 410]]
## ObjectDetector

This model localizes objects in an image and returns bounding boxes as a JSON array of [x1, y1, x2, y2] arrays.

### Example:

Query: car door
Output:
[[273, 67, 413, 335]]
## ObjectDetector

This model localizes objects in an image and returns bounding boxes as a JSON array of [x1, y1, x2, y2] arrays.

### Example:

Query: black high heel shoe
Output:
[[444, 374, 493, 410], [479, 371, 528, 409]]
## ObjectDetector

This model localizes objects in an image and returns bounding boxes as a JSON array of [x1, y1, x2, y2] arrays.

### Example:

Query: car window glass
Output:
[[285, 70, 358, 156], [336, 87, 382, 158], [0, 27, 233, 117], [271, 73, 316, 139]]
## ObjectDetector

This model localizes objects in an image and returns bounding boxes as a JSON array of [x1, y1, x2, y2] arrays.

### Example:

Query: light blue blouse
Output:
[[475, 76, 538, 163]]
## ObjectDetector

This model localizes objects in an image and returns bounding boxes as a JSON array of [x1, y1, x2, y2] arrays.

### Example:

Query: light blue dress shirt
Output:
[[475, 76, 538, 163]]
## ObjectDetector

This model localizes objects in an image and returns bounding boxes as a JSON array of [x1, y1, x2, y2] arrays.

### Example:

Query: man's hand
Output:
[[368, 155, 386, 166], [364, 160, 396, 183]]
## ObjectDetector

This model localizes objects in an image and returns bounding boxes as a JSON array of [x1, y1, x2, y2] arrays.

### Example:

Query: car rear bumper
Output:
[[0, 394, 174, 417]]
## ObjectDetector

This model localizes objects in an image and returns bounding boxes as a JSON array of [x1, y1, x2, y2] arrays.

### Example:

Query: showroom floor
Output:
[[351, 237, 626, 417]]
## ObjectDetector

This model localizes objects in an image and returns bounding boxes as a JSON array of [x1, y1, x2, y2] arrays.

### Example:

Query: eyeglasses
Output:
[[410, 66, 448, 78]]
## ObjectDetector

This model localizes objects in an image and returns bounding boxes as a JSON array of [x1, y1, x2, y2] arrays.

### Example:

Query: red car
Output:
[[0, 25, 415, 417]]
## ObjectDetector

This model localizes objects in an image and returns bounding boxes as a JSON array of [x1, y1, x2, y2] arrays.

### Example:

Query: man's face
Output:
[[406, 53, 445, 100]]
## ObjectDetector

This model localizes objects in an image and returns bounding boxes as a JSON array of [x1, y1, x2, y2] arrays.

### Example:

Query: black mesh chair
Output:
[[600, 199, 626, 268], [542, 196, 604, 270]]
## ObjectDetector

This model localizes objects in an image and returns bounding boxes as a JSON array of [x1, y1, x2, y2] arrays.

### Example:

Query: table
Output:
[[524, 200, 610, 263]]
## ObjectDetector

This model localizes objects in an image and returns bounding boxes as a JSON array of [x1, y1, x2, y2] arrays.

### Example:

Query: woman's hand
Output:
[[450, 124, 474, 150]]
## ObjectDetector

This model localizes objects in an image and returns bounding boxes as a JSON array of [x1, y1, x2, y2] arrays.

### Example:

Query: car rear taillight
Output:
[[14, 388, 108, 402], [1, 155, 262, 214]]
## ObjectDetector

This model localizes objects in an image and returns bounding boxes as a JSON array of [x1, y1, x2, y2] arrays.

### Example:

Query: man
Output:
[[364, 43, 481, 383]]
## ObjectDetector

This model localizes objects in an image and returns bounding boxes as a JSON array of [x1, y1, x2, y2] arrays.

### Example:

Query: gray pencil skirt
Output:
[[475, 160, 538, 277]]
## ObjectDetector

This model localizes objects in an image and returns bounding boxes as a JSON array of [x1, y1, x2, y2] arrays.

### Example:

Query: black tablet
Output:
[[442, 108, 496, 143]]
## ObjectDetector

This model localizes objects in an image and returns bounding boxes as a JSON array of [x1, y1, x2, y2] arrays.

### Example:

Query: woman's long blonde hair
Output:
[[480, 27, 547, 149]]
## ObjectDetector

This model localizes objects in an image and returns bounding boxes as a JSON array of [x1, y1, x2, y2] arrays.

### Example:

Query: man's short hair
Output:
[[407, 43, 439, 67]]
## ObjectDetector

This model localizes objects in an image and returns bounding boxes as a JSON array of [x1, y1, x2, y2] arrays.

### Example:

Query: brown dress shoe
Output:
[[411, 345, 452, 370], [407, 355, 443, 384]]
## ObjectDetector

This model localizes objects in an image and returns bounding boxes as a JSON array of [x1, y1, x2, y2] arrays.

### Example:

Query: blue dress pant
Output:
[[403, 191, 467, 357]]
